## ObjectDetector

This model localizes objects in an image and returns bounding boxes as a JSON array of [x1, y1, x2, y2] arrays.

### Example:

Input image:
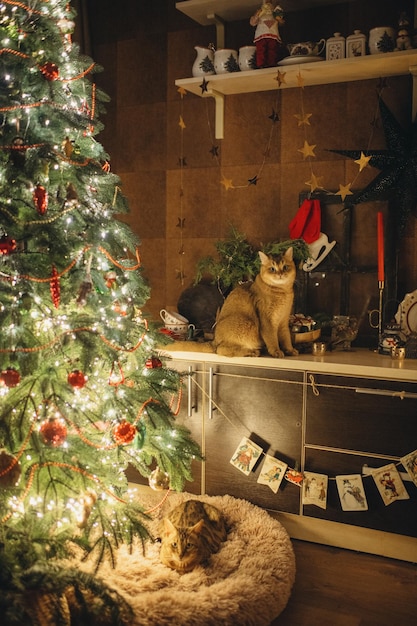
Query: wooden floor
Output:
[[271, 540, 417, 626]]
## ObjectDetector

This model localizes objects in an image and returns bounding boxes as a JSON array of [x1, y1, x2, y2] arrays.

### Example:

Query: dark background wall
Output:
[[82, 0, 417, 342]]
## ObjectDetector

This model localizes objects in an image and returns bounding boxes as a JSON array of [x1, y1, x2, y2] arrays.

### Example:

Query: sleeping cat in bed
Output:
[[159, 500, 227, 572], [169, 248, 298, 358]]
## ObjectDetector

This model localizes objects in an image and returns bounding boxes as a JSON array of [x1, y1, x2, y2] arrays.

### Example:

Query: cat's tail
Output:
[[163, 341, 215, 353]]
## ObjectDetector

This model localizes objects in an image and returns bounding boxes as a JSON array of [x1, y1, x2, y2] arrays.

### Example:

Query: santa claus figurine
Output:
[[250, 2, 286, 68]]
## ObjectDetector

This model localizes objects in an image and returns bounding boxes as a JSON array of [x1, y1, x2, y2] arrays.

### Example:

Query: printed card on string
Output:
[[302, 471, 328, 509], [285, 467, 304, 486], [336, 474, 368, 511], [371, 463, 409, 506], [230, 437, 262, 476], [401, 449, 417, 487], [257, 454, 287, 493]]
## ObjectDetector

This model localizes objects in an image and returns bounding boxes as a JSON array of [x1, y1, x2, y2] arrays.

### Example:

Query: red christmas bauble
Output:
[[0, 235, 17, 255], [67, 369, 87, 389], [145, 356, 163, 369], [0, 368, 21, 388], [0, 449, 21, 487], [40, 62, 59, 81], [113, 420, 136, 445], [39, 418, 67, 447]]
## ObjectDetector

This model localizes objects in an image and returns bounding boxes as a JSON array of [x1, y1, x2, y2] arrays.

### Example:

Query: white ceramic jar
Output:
[[214, 49, 239, 74], [368, 27, 396, 54], [346, 30, 367, 57], [326, 32, 345, 60], [238, 46, 256, 71]]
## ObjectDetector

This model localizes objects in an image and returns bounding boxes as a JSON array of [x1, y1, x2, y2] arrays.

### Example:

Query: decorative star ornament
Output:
[[294, 112, 312, 127], [336, 182, 353, 201], [275, 70, 286, 87], [220, 175, 234, 190], [305, 173, 324, 193], [299, 140, 316, 159], [269, 109, 279, 123], [178, 115, 186, 129], [199, 78, 209, 93], [330, 98, 417, 235], [177, 86, 187, 98], [354, 151, 371, 172], [210, 145, 219, 157], [248, 175, 259, 186]]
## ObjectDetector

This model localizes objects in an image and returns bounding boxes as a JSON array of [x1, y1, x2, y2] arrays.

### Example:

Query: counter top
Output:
[[162, 347, 417, 382]]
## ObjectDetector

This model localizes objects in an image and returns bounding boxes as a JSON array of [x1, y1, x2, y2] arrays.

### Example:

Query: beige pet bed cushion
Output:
[[82, 492, 295, 626]]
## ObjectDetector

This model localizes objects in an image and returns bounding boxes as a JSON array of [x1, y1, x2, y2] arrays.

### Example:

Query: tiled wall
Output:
[[87, 0, 417, 340]]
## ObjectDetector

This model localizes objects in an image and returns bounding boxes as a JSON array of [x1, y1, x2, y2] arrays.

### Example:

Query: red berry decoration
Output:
[[39, 418, 67, 447], [0, 449, 21, 487], [67, 369, 87, 389], [0, 368, 21, 388], [113, 420, 136, 445], [40, 62, 59, 81], [145, 356, 163, 369]]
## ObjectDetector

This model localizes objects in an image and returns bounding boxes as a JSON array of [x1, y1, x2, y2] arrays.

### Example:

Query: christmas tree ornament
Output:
[[77, 489, 97, 528], [40, 62, 59, 81], [108, 361, 125, 387], [76, 276, 93, 305], [0, 449, 21, 487], [33, 184, 48, 214], [149, 467, 170, 491], [0, 235, 17, 255], [0, 367, 21, 388], [67, 369, 87, 389], [105, 270, 117, 288], [145, 356, 163, 369], [133, 421, 146, 449], [62, 136, 74, 158], [50, 265, 60, 308], [39, 418, 68, 447], [10, 136, 26, 167], [112, 420, 136, 445]]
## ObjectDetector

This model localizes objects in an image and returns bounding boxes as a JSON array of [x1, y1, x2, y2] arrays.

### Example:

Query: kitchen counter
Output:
[[162, 346, 417, 382]]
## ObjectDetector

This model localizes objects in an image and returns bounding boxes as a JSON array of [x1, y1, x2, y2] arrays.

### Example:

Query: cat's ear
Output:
[[190, 519, 205, 535], [258, 250, 269, 265], [284, 246, 293, 261], [163, 517, 176, 535]]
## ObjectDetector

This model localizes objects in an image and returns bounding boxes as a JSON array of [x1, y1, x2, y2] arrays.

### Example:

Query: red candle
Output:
[[377, 212, 384, 283]]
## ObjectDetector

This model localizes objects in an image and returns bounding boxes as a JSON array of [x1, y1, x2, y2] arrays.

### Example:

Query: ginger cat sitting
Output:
[[169, 247, 298, 358]]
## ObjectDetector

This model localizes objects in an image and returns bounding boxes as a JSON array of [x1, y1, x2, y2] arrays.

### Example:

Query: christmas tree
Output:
[[0, 1, 201, 620]]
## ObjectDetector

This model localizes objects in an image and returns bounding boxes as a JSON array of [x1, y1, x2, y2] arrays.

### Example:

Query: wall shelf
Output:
[[175, 50, 417, 137]]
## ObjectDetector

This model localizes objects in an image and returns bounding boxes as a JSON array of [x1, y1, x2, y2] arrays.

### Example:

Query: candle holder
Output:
[[368, 280, 384, 349]]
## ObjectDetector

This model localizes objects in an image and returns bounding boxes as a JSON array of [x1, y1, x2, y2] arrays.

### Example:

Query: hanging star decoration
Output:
[[330, 98, 417, 236], [221, 175, 234, 190], [210, 145, 219, 157], [248, 175, 259, 185], [305, 173, 324, 193], [269, 109, 279, 123], [199, 78, 209, 94], [336, 182, 353, 201], [298, 140, 316, 159]]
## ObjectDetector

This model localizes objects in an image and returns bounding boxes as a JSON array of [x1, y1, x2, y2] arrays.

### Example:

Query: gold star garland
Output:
[[175, 71, 389, 283], [296, 73, 387, 200], [176, 86, 187, 285]]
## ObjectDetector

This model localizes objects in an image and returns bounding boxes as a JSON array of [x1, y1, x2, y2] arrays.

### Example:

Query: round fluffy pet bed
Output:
[[82, 492, 295, 626]]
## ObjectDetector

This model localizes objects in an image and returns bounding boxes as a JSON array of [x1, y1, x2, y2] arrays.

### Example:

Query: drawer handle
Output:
[[309, 374, 320, 396], [355, 388, 417, 400]]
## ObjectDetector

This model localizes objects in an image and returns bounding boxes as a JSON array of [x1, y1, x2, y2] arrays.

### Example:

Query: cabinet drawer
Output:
[[303, 447, 417, 538], [306, 373, 417, 457], [204, 365, 304, 513]]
